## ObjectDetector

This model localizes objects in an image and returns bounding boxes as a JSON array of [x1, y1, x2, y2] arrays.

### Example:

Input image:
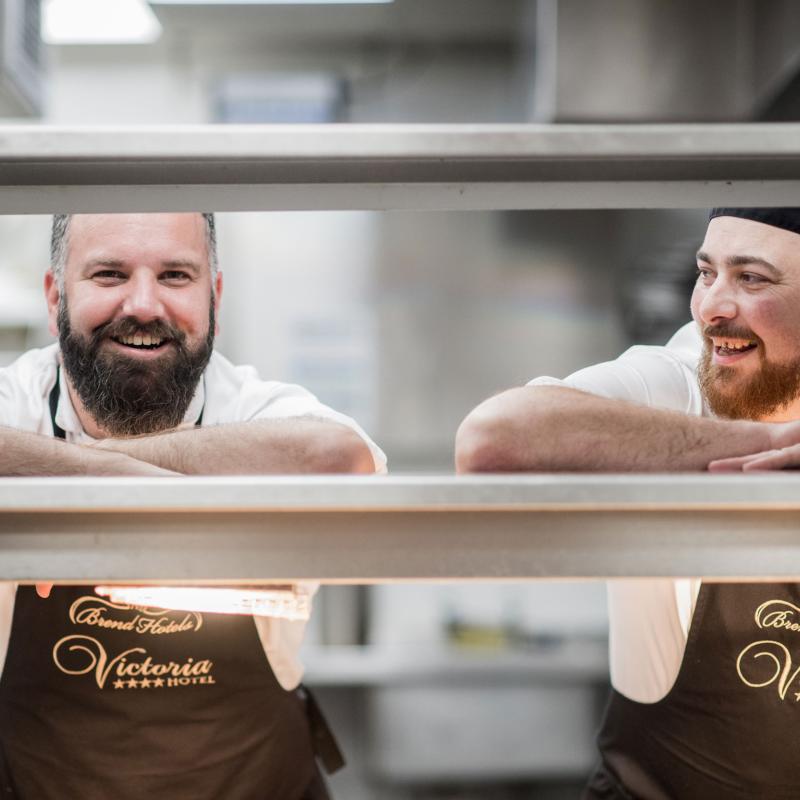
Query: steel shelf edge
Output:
[[0, 474, 799, 512]]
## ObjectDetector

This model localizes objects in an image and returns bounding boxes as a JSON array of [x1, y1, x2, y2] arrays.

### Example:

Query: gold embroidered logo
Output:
[[69, 595, 202, 635], [52, 596, 216, 690], [52, 635, 216, 690], [754, 600, 800, 633], [736, 598, 800, 702], [737, 640, 800, 700]]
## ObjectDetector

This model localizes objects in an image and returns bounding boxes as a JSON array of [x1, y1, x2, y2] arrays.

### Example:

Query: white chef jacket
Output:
[[527, 322, 706, 703], [0, 344, 387, 690]]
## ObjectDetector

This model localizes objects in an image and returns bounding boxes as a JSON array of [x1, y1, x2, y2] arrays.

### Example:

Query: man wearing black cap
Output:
[[455, 208, 800, 798]]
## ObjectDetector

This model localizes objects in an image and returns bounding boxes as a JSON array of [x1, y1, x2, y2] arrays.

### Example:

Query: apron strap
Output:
[[300, 767, 333, 800], [297, 684, 346, 775], [48, 372, 67, 441]]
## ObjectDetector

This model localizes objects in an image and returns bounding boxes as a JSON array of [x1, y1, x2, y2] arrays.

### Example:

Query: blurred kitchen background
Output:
[[0, 0, 798, 796]]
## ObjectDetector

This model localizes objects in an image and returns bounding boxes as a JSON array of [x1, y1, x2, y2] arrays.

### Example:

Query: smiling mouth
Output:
[[110, 333, 171, 351], [713, 338, 758, 356]]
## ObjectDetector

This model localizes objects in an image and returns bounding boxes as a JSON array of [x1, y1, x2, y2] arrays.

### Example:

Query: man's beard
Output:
[[698, 324, 800, 421], [58, 299, 214, 437]]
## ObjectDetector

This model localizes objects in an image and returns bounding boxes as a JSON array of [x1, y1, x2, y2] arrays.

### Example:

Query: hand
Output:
[[708, 445, 800, 471], [36, 583, 53, 598], [709, 421, 800, 471]]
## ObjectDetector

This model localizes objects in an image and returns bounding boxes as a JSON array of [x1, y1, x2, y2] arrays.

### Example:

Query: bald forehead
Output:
[[68, 213, 206, 241], [65, 213, 210, 272]]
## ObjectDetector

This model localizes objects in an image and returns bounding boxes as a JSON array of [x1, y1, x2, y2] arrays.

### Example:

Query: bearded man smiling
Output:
[[0, 212, 386, 800], [457, 207, 800, 799]]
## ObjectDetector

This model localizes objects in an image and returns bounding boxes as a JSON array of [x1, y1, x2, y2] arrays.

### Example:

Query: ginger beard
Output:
[[698, 324, 800, 421], [57, 297, 214, 437]]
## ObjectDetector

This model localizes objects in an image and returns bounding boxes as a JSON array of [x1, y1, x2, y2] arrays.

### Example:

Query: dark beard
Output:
[[58, 300, 214, 437], [698, 324, 800, 421]]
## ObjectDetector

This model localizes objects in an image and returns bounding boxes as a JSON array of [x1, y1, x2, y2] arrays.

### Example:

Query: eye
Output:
[[161, 270, 192, 285], [91, 270, 126, 285], [695, 267, 714, 284], [740, 272, 768, 285]]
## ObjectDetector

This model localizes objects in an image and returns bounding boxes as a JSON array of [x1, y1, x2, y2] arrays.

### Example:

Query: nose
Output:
[[121, 271, 165, 323], [696, 275, 738, 326]]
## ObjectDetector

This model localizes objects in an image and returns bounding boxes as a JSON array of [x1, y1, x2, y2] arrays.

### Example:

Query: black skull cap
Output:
[[709, 208, 800, 236]]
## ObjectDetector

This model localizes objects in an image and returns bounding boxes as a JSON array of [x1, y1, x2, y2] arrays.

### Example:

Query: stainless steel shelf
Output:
[[301, 640, 609, 687], [2, 123, 800, 212], [4, 474, 800, 582]]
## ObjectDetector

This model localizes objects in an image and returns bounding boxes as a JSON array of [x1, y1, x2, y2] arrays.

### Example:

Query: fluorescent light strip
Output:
[[43, 0, 162, 45], [95, 585, 312, 620]]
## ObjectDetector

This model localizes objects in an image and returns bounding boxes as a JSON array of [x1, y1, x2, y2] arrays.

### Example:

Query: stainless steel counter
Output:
[[3, 474, 800, 582], [1, 123, 800, 211]]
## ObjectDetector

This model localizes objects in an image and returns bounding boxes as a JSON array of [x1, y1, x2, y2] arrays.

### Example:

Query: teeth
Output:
[[117, 334, 163, 347], [718, 340, 754, 351]]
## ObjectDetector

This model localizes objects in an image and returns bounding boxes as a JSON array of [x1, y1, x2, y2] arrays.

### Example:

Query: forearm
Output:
[[456, 386, 770, 473], [94, 418, 377, 475], [0, 425, 175, 476]]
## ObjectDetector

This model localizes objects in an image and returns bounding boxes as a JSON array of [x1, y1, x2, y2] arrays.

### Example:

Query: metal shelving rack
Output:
[[1, 122, 799, 582], [3, 123, 800, 212], [2, 474, 800, 581]]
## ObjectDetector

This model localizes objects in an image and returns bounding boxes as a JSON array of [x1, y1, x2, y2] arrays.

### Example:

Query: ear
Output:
[[44, 271, 60, 338], [213, 271, 223, 335]]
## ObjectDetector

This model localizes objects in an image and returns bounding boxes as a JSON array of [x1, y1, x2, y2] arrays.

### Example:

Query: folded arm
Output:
[[0, 425, 176, 477], [92, 418, 377, 475], [455, 385, 777, 473], [0, 427, 177, 599]]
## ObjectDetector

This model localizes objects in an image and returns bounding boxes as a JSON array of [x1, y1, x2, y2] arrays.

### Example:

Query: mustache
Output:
[[702, 323, 761, 344], [90, 317, 185, 347]]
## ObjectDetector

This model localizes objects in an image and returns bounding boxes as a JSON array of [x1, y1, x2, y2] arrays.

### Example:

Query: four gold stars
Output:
[[111, 676, 171, 689]]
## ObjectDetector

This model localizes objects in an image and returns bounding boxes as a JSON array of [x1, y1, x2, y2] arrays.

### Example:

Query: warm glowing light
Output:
[[95, 585, 311, 620], [43, 0, 163, 45]]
